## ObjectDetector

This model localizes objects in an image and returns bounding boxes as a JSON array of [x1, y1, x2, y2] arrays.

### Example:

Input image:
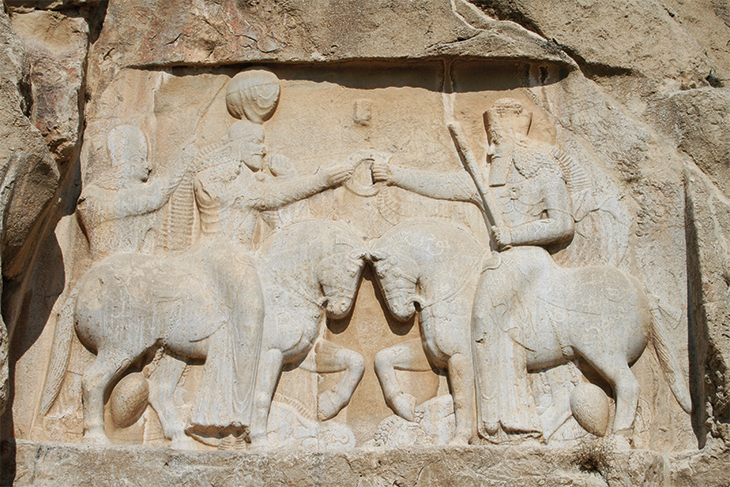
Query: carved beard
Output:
[[489, 151, 512, 186]]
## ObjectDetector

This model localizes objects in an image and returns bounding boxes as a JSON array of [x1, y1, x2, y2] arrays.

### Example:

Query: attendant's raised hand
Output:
[[372, 161, 394, 185]]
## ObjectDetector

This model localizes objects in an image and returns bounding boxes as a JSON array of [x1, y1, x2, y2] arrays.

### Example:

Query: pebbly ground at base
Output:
[[5, 439, 714, 487]]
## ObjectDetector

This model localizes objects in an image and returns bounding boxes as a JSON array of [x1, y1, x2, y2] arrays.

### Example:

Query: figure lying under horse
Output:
[[369, 219, 691, 444], [40, 219, 367, 448]]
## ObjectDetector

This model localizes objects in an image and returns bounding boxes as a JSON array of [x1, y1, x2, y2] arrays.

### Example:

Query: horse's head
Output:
[[368, 249, 422, 322], [316, 249, 367, 319]]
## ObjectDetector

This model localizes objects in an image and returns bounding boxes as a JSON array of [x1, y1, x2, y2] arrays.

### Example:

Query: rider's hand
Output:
[[372, 161, 394, 185], [324, 163, 354, 186], [491, 225, 512, 250]]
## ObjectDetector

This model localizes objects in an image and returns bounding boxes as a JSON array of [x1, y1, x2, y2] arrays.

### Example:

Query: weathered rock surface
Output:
[[0, 6, 61, 417], [670, 443, 730, 487], [655, 88, 730, 197], [5, 0, 99, 11], [84, 0, 574, 100], [3, 0, 730, 485], [2, 440, 672, 487], [473, 0, 718, 83], [10, 9, 89, 164]]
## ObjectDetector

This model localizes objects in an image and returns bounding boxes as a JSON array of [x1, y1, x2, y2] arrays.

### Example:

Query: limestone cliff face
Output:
[[2, 1, 730, 485], [0, 5, 60, 417]]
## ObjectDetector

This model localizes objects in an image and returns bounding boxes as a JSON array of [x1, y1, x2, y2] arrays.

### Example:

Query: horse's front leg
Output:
[[374, 338, 430, 422], [312, 339, 365, 421], [448, 351, 476, 445], [249, 348, 283, 448], [82, 350, 132, 444], [147, 354, 196, 449]]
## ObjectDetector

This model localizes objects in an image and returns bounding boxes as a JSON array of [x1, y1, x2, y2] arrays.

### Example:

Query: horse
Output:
[[368, 219, 691, 443], [248, 220, 368, 446], [369, 219, 487, 445], [40, 219, 367, 448]]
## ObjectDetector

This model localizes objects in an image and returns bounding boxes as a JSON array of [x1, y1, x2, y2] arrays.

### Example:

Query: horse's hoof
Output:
[[318, 390, 341, 421], [392, 392, 417, 422], [171, 434, 198, 450], [83, 429, 112, 445], [249, 436, 272, 450], [449, 437, 469, 447], [607, 431, 633, 451]]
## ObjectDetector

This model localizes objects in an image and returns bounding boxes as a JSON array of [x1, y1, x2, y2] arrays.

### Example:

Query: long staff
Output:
[[447, 121, 507, 248]]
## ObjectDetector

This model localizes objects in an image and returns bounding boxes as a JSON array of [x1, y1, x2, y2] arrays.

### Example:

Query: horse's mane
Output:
[[256, 220, 366, 294], [257, 219, 362, 257], [375, 219, 485, 266], [256, 220, 364, 309]]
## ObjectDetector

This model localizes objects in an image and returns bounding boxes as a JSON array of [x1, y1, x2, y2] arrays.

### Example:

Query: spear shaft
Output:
[[447, 122, 506, 236]]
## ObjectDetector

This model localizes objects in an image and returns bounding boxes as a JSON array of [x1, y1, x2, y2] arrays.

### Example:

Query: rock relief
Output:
[[34, 66, 691, 451], [370, 96, 691, 447], [40, 68, 371, 448]]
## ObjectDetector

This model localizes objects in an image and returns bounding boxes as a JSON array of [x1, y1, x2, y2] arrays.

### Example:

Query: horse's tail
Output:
[[649, 297, 692, 413], [39, 285, 78, 416]]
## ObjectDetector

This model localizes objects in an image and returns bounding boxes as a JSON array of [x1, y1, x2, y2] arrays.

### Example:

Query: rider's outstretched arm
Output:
[[385, 165, 479, 204], [253, 173, 331, 211], [253, 161, 352, 211]]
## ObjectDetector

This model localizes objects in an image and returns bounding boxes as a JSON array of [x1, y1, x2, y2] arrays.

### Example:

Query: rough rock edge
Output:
[[0, 3, 61, 418], [1, 439, 673, 487]]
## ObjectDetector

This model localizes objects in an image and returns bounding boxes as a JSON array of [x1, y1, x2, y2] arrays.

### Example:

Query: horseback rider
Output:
[[372, 97, 575, 441], [187, 117, 355, 438]]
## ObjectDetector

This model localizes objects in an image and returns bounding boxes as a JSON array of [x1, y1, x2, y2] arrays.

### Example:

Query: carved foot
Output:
[[391, 392, 417, 422], [318, 390, 342, 421], [481, 422, 500, 437], [478, 422, 506, 444]]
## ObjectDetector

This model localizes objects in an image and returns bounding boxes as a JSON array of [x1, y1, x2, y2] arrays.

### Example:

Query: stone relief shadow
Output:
[[1, 227, 66, 441], [328, 265, 415, 337], [1, 228, 65, 483], [686, 202, 708, 448], [165, 58, 568, 97]]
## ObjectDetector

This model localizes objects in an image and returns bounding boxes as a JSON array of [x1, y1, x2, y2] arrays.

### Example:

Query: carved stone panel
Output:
[[5, 59, 694, 455]]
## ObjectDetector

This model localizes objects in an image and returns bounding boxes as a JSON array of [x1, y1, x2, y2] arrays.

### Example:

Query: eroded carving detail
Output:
[[34, 70, 692, 452]]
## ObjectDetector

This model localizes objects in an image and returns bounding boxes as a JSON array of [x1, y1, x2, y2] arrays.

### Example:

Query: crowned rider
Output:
[[372, 97, 575, 441], [187, 69, 355, 439]]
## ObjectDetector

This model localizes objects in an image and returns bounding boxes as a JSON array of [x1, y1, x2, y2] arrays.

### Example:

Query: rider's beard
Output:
[[489, 151, 513, 186]]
